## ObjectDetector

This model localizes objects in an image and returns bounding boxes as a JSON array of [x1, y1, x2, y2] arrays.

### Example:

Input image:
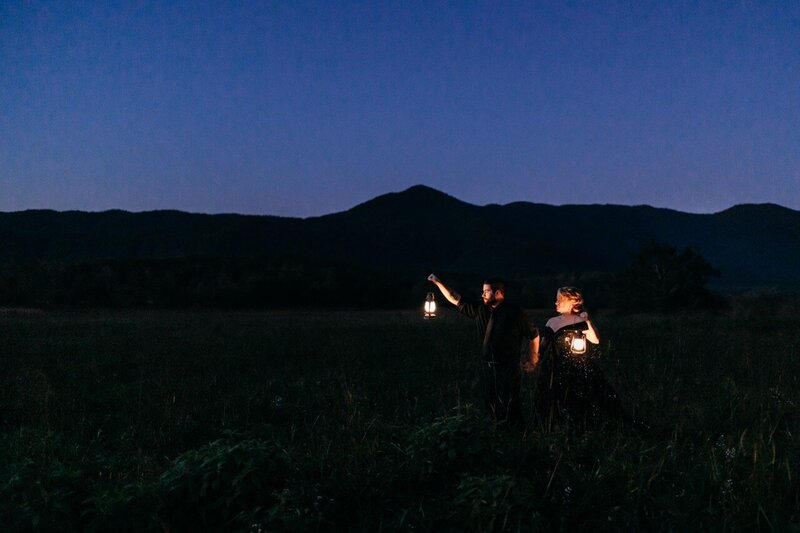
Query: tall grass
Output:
[[0, 308, 798, 530]]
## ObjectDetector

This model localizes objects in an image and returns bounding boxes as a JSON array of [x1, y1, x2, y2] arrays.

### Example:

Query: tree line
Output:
[[0, 242, 720, 311]]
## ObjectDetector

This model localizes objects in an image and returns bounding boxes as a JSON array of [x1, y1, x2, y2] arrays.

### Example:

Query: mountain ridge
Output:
[[8, 185, 796, 218], [1, 185, 799, 296]]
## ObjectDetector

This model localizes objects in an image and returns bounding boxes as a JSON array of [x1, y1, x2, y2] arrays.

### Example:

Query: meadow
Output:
[[1, 306, 798, 531]]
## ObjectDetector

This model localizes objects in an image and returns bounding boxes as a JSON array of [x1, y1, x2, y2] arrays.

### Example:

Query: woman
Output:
[[533, 287, 633, 430]]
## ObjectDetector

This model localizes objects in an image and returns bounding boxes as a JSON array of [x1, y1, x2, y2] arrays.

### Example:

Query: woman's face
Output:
[[555, 295, 575, 315]]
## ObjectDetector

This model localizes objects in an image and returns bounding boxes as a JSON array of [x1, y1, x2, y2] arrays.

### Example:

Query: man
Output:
[[428, 274, 539, 427]]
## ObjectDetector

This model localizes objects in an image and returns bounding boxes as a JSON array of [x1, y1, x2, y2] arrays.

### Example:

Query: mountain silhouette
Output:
[[1, 185, 798, 307]]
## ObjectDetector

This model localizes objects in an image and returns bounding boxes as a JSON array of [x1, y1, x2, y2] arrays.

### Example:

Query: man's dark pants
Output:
[[480, 362, 523, 427]]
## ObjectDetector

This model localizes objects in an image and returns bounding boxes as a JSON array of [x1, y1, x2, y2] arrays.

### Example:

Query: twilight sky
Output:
[[1, 1, 798, 217]]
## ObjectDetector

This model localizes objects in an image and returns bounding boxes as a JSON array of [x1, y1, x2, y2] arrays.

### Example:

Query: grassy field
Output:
[[1, 307, 798, 531]]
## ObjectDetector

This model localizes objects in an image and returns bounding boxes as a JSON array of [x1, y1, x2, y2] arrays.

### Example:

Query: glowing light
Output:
[[424, 292, 437, 319], [570, 333, 586, 354]]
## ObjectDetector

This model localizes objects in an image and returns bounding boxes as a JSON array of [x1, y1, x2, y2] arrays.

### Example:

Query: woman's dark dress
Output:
[[533, 321, 629, 429]]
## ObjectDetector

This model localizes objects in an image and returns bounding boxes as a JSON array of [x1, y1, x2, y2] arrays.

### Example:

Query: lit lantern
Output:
[[570, 332, 587, 354], [424, 292, 437, 319]]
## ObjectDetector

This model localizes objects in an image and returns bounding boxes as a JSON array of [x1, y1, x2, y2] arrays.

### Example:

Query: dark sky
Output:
[[2, 1, 798, 217]]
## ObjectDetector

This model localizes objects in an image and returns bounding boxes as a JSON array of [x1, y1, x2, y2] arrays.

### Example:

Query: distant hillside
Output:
[[1, 185, 798, 307]]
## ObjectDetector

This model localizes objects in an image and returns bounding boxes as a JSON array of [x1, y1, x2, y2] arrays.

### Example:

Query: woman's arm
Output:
[[580, 312, 600, 344]]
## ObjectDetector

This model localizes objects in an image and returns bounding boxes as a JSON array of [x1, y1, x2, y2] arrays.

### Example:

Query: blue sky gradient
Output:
[[2, 1, 798, 216]]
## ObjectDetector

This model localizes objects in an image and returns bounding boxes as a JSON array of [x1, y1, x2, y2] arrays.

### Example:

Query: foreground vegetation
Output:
[[1, 307, 798, 530]]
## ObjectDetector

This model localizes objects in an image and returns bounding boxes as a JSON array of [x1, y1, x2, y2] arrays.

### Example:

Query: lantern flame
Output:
[[570, 334, 587, 354], [424, 292, 437, 319]]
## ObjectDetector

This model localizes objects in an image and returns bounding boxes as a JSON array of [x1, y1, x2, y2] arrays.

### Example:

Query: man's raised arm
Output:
[[427, 274, 461, 306]]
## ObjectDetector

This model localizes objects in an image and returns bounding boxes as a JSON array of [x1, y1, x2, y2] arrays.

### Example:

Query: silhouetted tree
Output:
[[616, 241, 721, 311]]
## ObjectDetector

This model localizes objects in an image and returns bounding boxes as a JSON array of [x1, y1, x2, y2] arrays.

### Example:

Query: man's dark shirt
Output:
[[458, 300, 539, 366]]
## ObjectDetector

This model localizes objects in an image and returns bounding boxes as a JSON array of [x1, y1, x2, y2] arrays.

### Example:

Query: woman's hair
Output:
[[557, 286, 584, 314]]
